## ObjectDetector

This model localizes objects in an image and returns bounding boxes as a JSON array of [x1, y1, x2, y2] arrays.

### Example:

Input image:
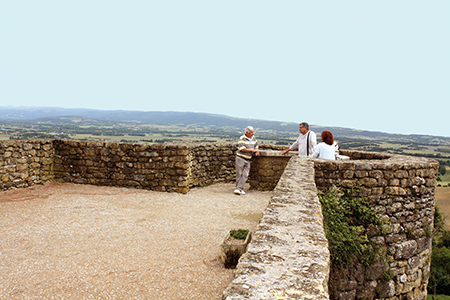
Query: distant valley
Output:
[[1, 106, 449, 172]]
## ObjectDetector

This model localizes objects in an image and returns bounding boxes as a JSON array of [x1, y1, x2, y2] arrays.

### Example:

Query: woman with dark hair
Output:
[[311, 130, 339, 160]]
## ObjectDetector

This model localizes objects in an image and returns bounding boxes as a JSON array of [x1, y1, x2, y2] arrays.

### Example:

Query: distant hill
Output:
[[0, 106, 300, 132], [1, 106, 449, 146]]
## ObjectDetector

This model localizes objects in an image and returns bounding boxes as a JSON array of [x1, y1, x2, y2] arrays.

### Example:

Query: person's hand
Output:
[[281, 149, 289, 155], [254, 149, 260, 156]]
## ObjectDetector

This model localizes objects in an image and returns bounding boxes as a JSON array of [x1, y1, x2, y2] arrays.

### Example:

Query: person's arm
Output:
[[240, 148, 259, 154], [311, 144, 320, 158], [282, 137, 298, 155], [239, 138, 260, 155], [281, 148, 290, 155], [309, 131, 317, 155]]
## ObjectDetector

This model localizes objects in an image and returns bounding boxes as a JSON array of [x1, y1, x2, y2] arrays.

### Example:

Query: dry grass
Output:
[[436, 187, 450, 230]]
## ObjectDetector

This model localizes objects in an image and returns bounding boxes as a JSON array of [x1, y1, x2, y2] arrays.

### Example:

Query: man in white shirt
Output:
[[281, 122, 317, 156]]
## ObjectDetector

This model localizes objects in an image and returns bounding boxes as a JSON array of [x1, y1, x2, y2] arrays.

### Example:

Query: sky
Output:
[[1, 1, 449, 137]]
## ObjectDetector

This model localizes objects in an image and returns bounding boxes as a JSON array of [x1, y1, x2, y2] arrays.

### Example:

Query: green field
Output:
[[2, 120, 450, 161], [427, 294, 450, 300], [438, 166, 450, 187]]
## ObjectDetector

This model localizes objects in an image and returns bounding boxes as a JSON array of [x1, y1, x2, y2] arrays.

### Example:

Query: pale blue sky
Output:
[[1, 1, 449, 137]]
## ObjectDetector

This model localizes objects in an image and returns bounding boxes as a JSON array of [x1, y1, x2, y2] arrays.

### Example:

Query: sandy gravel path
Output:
[[0, 182, 271, 299]]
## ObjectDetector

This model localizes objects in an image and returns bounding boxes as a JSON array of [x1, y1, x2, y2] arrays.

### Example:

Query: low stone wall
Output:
[[187, 143, 236, 188], [52, 140, 236, 193], [248, 149, 297, 191], [0, 139, 55, 190], [223, 156, 330, 299]]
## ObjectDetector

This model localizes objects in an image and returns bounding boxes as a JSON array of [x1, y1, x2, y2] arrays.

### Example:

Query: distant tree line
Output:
[[428, 207, 450, 297]]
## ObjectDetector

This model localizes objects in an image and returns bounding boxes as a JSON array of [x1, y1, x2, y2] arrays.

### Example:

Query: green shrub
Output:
[[318, 185, 383, 266], [429, 206, 450, 296]]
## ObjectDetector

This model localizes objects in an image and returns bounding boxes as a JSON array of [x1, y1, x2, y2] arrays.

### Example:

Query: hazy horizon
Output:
[[2, 105, 450, 139]]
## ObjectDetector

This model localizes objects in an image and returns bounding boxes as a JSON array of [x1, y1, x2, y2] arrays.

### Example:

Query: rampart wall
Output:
[[225, 149, 438, 300], [314, 150, 438, 299], [0, 139, 439, 299], [223, 156, 330, 299]]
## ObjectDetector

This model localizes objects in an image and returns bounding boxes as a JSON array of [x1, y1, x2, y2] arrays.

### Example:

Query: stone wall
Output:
[[235, 149, 438, 300], [0, 139, 55, 190], [314, 150, 438, 300], [223, 156, 331, 299], [52, 140, 236, 193], [0, 139, 439, 299], [248, 149, 296, 191]]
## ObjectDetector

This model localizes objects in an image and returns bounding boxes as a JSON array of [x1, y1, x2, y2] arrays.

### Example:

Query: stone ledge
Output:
[[223, 156, 330, 300]]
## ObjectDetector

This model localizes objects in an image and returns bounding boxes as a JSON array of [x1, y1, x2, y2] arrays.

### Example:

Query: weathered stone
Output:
[[395, 240, 418, 260], [378, 279, 396, 298]]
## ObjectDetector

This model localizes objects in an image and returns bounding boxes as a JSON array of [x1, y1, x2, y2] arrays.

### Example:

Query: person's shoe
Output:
[[234, 189, 241, 195], [239, 190, 246, 195]]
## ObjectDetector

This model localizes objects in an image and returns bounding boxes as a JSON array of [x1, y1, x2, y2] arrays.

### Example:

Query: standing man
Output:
[[234, 126, 260, 195], [281, 122, 317, 156]]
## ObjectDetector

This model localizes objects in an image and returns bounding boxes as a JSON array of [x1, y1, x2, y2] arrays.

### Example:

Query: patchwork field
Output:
[[436, 187, 450, 230]]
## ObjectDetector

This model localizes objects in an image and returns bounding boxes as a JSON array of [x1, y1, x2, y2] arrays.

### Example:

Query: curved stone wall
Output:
[[0, 139, 55, 190], [314, 150, 438, 300], [233, 149, 438, 300]]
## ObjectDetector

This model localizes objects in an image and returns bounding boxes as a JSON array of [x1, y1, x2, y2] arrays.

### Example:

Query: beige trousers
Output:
[[235, 156, 251, 191]]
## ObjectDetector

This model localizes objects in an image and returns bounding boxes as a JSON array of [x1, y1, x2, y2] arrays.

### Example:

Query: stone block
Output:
[[355, 170, 369, 178], [395, 240, 418, 260], [395, 170, 409, 179], [356, 280, 377, 299], [378, 279, 396, 298], [385, 186, 407, 195], [362, 177, 378, 187]]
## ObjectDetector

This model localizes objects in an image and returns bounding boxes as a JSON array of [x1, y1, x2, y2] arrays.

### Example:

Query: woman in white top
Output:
[[311, 130, 338, 160]]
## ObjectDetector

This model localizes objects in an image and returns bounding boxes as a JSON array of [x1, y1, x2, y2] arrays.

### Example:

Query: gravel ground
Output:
[[0, 182, 271, 300]]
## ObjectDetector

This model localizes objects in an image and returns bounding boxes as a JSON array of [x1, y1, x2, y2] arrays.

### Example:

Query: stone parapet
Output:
[[248, 149, 297, 191], [223, 156, 330, 299], [52, 140, 236, 193], [313, 150, 438, 300], [224, 150, 437, 300], [0, 139, 55, 190]]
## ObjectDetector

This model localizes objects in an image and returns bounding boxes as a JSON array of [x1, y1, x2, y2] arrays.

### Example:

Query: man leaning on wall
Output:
[[234, 126, 260, 195], [281, 122, 317, 156]]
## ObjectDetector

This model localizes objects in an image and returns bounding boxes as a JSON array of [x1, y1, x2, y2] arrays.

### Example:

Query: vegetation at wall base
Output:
[[319, 186, 450, 297], [318, 185, 385, 267], [428, 207, 450, 297], [230, 229, 249, 240]]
